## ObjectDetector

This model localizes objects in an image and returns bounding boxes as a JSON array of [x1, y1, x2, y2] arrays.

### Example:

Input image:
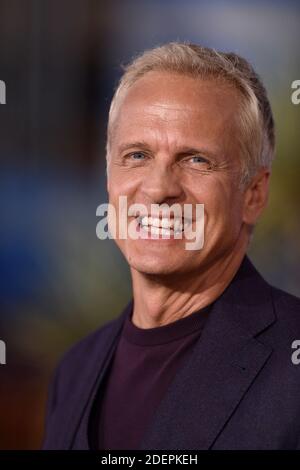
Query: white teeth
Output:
[[161, 227, 172, 236], [152, 217, 160, 228], [137, 215, 192, 237], [150, 226, 160, 235], [174, 219, 182, 231], [138, 216, 183, 229], [151, 217, 173, 228], [161, 218, 169, 228]]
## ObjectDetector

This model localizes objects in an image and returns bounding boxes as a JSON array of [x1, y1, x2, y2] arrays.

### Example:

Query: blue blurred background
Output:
[[0, 0, 299, 449]]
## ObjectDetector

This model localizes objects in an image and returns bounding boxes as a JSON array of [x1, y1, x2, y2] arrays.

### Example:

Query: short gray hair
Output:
[[107, 42, 275, 186]]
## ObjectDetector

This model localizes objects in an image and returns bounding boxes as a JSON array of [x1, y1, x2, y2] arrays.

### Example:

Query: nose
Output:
[[140, 160, 184, 205]]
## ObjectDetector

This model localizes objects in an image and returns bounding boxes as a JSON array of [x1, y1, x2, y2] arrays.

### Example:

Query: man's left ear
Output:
[[106, 159, 110, 193], [242, 168, 271, 225]]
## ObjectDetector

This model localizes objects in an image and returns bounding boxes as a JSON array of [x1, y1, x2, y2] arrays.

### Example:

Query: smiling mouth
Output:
[[136, 215, 192, 237]]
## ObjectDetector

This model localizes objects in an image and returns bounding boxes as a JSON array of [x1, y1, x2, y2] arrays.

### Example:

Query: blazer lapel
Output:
[[139, 256, 276, 450]]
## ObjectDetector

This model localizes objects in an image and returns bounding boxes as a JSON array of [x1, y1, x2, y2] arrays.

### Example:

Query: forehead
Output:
[[111, 71, 241, 150]]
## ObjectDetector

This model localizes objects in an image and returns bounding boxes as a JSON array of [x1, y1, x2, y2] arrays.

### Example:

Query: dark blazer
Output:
[[42, 255, 300, 450]]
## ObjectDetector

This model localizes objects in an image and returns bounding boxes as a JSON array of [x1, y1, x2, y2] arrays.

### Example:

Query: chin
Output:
[[131, 262, 174, 276], [128, 255, 182, 277]]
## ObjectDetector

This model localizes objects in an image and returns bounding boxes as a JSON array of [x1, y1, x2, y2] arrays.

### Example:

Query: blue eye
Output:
[[191, 155, 207, 163], [131, 152, 145, 160]]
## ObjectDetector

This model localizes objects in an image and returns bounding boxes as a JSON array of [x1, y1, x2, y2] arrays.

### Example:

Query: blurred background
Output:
[[0, 0, 299, 449]]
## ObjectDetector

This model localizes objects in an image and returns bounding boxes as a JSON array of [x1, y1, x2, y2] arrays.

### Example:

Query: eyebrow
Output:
[[118, 141, 151, 154], [117, 141, 218, 160]]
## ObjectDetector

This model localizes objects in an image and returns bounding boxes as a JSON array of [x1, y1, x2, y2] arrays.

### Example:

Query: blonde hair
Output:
[[107, 42, 275, 186]]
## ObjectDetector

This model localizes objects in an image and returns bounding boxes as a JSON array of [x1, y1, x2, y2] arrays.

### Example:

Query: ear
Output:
[[106, 154, 110, 193], [242, 168, 271, 225]]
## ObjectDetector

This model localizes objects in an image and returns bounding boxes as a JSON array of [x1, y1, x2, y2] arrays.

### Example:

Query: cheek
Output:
[[108, 178, 129, 209], [109, 167, 142, 199], [201, 182, 243, 232]]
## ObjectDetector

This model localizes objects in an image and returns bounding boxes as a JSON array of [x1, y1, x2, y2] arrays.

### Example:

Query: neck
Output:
[[130, 248, 247, 328]]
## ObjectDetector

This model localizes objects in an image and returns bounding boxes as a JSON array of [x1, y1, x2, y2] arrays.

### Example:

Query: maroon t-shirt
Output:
[[89, 304, 211, 450]]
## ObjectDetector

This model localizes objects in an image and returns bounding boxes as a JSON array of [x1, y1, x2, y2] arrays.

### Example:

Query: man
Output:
[[42, 42, 300, 450]]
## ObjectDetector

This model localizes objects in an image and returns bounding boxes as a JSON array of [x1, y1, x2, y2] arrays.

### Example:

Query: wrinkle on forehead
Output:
[[134, 104, 195, 129], [113, 75, 239, 126], [142, 102, 194, 113], [109, 72, 241, 162], [111, 71, 233, 118]]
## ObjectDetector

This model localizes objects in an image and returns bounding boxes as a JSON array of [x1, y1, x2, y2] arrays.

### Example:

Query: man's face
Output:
[[107, 71, 249, 278]]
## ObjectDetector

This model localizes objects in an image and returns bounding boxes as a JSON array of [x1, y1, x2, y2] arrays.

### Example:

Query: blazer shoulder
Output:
[[271, 285, 300, 328], [44, 312, 125, 419], [42, 312, 127, 447], [57, 314, 123, 374]]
